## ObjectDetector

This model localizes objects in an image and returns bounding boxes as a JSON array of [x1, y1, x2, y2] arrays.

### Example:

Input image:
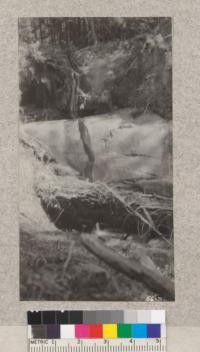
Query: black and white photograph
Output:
[[19, 17, 174, 301]]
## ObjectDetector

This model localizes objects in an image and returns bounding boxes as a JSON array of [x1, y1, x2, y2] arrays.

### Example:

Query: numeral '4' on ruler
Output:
[[29, 338, 166, 352]]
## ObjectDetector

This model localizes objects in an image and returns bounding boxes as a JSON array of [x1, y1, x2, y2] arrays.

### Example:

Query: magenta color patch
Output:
[[75, 324, 90, 338]]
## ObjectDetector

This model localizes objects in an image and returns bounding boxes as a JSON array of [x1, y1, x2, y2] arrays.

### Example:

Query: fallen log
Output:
[[22, 117, 173, 240], [80, 233, 175, 300], [36, 171, 173, 241]]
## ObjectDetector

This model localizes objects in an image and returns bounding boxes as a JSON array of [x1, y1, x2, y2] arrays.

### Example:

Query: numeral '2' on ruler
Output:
[[29, 338, 166, 352]]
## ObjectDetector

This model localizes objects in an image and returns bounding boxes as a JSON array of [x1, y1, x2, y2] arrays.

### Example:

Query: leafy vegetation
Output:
[[19, 18, 173, 301], [19, 17, 172, 121]]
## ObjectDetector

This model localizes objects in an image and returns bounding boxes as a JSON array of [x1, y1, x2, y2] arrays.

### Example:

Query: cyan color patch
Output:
[[131, 324, 147, 338]]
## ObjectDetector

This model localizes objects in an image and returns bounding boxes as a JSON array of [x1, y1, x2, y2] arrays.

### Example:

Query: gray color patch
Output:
[[83, 311, 97, 324], [124, 310, 137, 323]]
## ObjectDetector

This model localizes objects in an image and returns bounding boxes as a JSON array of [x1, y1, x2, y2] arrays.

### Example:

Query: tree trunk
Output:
[[90, 18, 98, 45], [85, 18, 98, 46], [39, 18, 43, 43], [69, 71, 79, 119], [78, 119, 95, 180], [81, 233, 174, 300]]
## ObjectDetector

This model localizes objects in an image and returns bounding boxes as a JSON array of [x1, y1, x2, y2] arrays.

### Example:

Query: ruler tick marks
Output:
[[29, 339, 166, 352]]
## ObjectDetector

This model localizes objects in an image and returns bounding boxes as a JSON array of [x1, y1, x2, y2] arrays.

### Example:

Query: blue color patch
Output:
[[147, 324, 161, 338], [131, 324, 147, 338]]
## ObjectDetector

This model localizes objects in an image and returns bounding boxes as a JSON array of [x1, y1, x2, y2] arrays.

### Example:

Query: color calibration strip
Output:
[[28, 310, 165, 325], [28, 323, 166, 339], [28, 310, 166, 340]]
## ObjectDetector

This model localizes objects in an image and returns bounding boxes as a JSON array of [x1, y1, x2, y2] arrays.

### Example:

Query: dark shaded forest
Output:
[[19, 17, 174, 302], [19, 17, 172, 122]]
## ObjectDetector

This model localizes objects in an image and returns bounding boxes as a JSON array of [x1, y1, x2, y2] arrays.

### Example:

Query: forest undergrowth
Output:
[[19, 17, 173, 301], [20, 130, 174, 301]]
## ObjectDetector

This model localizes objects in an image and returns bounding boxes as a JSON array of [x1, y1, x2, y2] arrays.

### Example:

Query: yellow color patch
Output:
[[103, 324, 117, 338]]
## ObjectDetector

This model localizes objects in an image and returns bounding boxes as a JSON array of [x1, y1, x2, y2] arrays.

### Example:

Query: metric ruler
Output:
[[28, 310, 166, 352], [29, 338, 166, 352]]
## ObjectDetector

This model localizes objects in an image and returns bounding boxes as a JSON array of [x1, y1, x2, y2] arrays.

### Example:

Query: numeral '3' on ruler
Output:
[[29, 338, 166, 352]]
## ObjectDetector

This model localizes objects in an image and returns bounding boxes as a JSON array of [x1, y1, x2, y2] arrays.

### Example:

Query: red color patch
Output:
[[89, 324, 103, 338]]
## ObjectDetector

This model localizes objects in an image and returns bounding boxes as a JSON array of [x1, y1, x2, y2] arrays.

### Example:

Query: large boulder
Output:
[[23, 109, 172, 183]]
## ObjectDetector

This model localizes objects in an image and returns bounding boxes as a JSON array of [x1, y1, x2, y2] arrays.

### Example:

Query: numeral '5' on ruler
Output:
[[29, 338, 166, 352], [28, 310, 166, 352]]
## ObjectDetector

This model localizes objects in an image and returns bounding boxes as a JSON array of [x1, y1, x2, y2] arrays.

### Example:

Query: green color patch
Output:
[[117, 324, 132, 338]]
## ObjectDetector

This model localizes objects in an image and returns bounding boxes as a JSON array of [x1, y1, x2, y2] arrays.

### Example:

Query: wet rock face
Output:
[[23, 108, 172, 183]]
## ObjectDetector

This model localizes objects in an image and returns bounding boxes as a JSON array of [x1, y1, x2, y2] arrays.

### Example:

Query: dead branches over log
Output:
[[81, 233, 174, 300], [20, 131, 56, 163], [35, 170, 173, 243], [22, 129, 173, 243], [20, 131, 79, 177]]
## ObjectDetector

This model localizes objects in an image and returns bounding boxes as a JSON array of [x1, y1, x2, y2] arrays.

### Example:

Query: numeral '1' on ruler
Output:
[[29, 338, 166, 352]]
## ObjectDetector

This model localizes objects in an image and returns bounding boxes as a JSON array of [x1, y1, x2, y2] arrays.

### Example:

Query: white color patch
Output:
[[60, 325, 75, 339], [151, 310, 166, 324]]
